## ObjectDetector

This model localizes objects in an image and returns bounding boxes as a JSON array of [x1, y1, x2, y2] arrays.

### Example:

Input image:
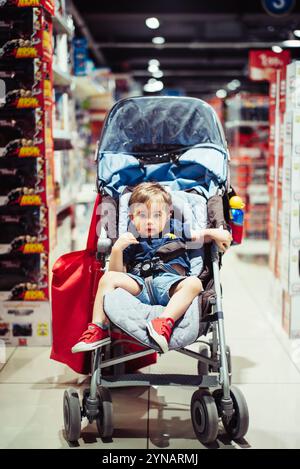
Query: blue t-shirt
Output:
[[123, 218, 192, 273]]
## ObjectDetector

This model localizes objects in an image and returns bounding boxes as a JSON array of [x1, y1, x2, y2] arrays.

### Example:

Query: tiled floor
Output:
[[1, 248, 300, 449]]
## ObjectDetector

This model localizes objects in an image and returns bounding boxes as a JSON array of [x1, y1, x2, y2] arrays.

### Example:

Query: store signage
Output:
[[249, 50, 291, 81], [262, 0, 295, 16]]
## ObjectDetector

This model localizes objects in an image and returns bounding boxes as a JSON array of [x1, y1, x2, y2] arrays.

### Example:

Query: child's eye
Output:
[[153, 213, 161, 219]]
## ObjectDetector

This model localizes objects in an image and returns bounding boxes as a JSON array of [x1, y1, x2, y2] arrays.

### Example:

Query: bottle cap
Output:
[[229, 196, 245, 209]]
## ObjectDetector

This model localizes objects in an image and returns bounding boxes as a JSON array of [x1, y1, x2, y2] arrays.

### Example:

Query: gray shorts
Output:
[[126, 271, 187, 306]]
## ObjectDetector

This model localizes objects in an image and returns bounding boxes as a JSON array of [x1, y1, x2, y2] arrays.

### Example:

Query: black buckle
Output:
[[140, 256, 160, 278]]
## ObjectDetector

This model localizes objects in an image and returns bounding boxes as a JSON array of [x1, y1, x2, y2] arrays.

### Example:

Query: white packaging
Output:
[[283, 291, 300, 338], [286, 61, 300, 110], [0, 301, 51, 346]]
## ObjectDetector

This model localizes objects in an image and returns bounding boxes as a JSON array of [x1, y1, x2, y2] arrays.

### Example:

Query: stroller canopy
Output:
[[97, 97, 229, 198], [99, 96, 227, 154]]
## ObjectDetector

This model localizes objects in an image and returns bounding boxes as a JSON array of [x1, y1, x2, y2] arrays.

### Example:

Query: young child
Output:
[[72, 182, 232, 354]]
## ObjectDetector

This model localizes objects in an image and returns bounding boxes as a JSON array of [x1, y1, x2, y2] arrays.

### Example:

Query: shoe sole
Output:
[[146, 322, 169, 353], [71, 337, 111, 353]]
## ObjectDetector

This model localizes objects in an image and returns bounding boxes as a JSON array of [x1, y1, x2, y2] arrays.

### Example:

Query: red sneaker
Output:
[[146, 317, 174, 353], [71, 323, 111, 353]]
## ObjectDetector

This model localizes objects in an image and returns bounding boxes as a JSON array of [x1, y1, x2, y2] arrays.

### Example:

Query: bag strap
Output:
[[86, 194, 101, 251]]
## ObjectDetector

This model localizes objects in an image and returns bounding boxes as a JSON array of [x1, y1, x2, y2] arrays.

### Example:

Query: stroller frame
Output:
[[63, 96, 249, 445]]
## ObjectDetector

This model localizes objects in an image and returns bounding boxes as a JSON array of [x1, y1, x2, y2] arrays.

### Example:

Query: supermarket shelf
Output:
[[225, 121, 269, 129], [73, 76, 106, 101], [53, 11, 74, 37], [53, 129, 73, 150], [76, 184, 97, 204], [53, 65, 73, 87], [56, 200, 75, 215]]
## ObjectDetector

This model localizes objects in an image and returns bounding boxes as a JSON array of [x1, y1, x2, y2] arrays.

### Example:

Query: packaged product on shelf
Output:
[[0, 58, 52, 108], [0, 0, 54, 15], [0, 300, 51, 346], [53, 90, 69, 131], [0, 204, 53, 254], [0, 156, 54, 206], [54, 149, 72, 206], [72, 37, 88, 76], [286, 61, 300, 110], [0, 7, 52, 61], [0, 251, 48, 301], [0, 107, 52, 158], [282, 291, 300, 338]]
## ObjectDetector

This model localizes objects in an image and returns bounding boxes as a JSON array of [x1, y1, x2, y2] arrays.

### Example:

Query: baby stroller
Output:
[[51, 96, 249, 445]]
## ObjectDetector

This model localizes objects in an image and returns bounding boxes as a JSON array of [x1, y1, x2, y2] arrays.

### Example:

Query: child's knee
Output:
[[184, 276, 203, 295]]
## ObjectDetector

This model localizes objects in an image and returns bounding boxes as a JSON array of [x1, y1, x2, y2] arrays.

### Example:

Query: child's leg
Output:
[[160, 276, 203, 322], [146, 276, 203, 353], [92, 271, 142, 324]]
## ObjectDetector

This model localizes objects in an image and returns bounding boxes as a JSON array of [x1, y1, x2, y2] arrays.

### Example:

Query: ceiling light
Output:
[[272, 45, 283, 53], [282, 39, 300, 47], [152, 70, 164, 78], [145, 17, 160, 29], [227, 79, 241, 91], [216, 89, 227, 99], [144, 79, 164, 92], [148, 64, 159, 73], [148, 59, 160, 67], [293, 30, 300, 38], [152, 36, 165, 45]]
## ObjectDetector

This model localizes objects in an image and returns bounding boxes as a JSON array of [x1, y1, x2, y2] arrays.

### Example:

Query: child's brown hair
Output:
[[129, 182, 172, 209]]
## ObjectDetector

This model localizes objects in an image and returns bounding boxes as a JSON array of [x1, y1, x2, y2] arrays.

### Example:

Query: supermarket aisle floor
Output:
[[1, 248, 300, 449]]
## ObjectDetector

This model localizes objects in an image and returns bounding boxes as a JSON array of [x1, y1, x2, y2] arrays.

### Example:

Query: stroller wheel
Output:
[[197, 344, 210, 376], [190, 390, 219, 444], [96, 386, 114, 439], [220, 386, 249, 440], [63, 388, 82, 442]]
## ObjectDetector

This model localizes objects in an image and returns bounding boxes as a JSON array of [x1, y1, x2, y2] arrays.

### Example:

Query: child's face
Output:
[[129, 199, 171, 238]]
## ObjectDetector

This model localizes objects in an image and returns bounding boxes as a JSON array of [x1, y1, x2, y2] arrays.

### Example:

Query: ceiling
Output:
[[70, 0, 300, 97]]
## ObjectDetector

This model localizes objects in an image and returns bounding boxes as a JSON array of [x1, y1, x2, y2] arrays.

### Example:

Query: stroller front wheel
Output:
[[96, 386, 114, 439], [190, 390, 219, 444], [63, 388, 82, 442], [220, 386, 249, 440]]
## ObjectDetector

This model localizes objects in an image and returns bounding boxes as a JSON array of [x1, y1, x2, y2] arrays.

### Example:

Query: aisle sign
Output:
[[249, 50, 291, 81], [262, 0, 295, 16]]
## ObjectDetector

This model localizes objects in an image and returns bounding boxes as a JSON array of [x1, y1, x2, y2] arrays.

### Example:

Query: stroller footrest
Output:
[[101, 373, 218, 388]]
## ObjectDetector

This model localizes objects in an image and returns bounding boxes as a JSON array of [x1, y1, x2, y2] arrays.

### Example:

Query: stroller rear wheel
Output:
[[63, 388, 82, 442], [190, 390, 219, 444], [96, 386, 114, 439]]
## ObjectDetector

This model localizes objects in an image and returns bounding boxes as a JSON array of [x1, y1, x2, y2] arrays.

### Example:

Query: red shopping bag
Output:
[[50, 194, 102, 374], [50, 194, 157, 375]]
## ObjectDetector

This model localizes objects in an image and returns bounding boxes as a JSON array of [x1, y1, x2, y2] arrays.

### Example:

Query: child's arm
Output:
[[108, 232, 139, 272], [190, 228, 232, 252]]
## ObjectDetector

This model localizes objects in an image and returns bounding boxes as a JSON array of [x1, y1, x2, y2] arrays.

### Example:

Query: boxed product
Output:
[[0, 155, 54, 205], [0, 252, 48, 301], [0, 0, 54, 15], [0, 7, 52, 61], [282, 291, 300, 338], [0, 204, 52, 254], [54, 150, 71, 206], [0, 58, 52, 108], [0, 107, 52, 157], [286, 61, 300, 110], [0, 300, 51, 346]]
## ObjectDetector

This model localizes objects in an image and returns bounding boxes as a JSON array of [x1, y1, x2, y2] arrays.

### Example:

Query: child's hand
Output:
[[113, 232, 139, 251], [211, 228, 232, 252]]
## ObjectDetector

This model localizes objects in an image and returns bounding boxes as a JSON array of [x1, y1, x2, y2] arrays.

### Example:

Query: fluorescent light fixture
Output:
[[152, 70, 164, 78], [216, 89, 227, 99], [152, 36, 165, 45], [148, 59, 160, 67], [293, 30, 300, 38], [282, 39, 300, 47], [272, 45, 283, 53], [145, 17, 160, 29], [144, 79, 164, 92]]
